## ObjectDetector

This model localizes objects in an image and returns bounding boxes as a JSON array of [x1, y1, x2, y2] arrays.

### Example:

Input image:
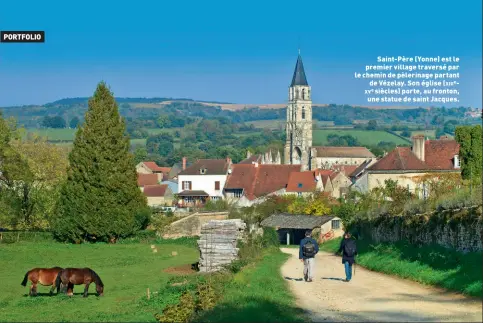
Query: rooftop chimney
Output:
[[411, 135, 425, 161], [246, 150, 252, 159], [182, 157, 187, 170], [226, 157, 232, 165]]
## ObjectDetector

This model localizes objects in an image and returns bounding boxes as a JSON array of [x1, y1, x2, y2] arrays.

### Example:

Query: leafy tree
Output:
[[69, 116, 80, 128], [146, 132, 175, 156], [133, 146, 148, 164], [366, 120, 378, 130], [401, 129, 411, 137], [156, 115, 169, 128], [435, 128, 445, 138], [455, 125, 482, 184], [42, 115, 67, 128], [52, 82, 150, 243]]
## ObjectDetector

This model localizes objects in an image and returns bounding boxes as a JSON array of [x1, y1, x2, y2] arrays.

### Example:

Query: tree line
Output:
[[0, 83, 150, 243]]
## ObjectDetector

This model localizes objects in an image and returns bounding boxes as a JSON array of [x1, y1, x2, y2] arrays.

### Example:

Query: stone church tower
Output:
[[284, 52, 313, 171]]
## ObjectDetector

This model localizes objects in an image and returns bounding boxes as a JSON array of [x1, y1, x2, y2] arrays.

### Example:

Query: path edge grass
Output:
[[319, 238, 482, 298]]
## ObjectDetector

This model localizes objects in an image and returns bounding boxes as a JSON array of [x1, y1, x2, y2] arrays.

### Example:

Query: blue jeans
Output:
[[344, 261, 352, 281]]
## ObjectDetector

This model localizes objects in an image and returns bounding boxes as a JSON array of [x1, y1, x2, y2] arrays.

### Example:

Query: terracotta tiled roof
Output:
[[314, 169, 334, 187], [286, 171, 317, 192], [424, 140, 460, 170], [369, 147, 429, 171], [313, 146, 375, 158], [332, 164, 359, 176], [238, 154, 261, 164], [138, 174, 159, 186], [225, 164, 301, 200], [368, 139, 460, 172], [142, 161, 165, 172], [143, 184, 169, 197], [178, 159, 229, 176]]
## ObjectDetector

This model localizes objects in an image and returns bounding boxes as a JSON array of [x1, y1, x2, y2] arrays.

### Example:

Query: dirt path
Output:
[[281, 248, 482, 322]]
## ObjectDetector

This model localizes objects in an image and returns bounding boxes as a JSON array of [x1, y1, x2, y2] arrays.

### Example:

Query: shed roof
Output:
[[261, 213, 335, 229]]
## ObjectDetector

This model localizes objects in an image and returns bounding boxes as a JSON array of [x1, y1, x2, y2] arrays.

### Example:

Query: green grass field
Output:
[[0, 240, 199, 322], [193, 250, 305, 323], [320, 238, 482, 298], [313, 129, 410, 146]]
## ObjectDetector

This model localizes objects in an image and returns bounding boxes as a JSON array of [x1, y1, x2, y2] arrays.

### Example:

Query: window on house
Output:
[[332, 220, 341, 230], [302, 106, 305, 119], [182, 181, 192, 190], [454, 155, 460, 169], [297, 183, 303, 188], [215, 181, 220, 191], [200, 168, 206, 174], [297, 192, 302, 197], [233, 189, 243, 198], [211, 196, 220, 201]]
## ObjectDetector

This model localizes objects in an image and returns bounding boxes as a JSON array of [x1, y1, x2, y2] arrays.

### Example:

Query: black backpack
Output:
[[344, 239, 356, 257], [303, 240, 316, 258]]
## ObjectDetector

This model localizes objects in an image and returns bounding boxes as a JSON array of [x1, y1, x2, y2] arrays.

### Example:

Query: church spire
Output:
[[290, 54, 308, 87]]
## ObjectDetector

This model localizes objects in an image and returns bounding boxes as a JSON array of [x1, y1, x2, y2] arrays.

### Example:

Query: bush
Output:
[[155, 291, 196, 323], [203, 199, 230, 212]]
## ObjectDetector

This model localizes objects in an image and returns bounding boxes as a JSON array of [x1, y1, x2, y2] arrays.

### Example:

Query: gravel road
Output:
[[281, 248, 482, 322]]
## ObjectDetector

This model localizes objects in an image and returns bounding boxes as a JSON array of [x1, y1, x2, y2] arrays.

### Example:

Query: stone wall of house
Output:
[[162, 212, 229, 239], [349, 206, 483, 252]]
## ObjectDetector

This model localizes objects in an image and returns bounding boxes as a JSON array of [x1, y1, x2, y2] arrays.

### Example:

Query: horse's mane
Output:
[[89, 268, 104, 287]]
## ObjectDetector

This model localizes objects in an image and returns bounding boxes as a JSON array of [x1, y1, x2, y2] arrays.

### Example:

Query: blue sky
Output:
[[0, 0, 481, 107]]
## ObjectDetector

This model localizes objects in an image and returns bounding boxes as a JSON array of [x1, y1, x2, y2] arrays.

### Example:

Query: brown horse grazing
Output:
[[55, 268, 104, 297], [21, 267, 64, 296]]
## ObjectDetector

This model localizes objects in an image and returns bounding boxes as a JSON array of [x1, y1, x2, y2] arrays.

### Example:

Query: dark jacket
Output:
[[299, 237, 319, 260], [337, 238, 358, 264]]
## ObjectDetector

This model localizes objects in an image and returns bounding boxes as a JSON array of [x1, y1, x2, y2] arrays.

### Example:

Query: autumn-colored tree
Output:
[[52, 82, 150, 243]]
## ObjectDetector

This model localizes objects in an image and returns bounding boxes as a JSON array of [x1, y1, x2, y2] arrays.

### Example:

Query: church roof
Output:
[[291, 54, 308, 86]]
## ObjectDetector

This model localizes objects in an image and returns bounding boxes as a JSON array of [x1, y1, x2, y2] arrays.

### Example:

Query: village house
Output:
[[352, 135, 461, 197], [321, 169, 352, 199], [260, 213, 343, 245], [224, 163, 301, 206], [177, 158, 231, 207], [137, 173, 160, 192], [136, 161, 171, 181], [168, 157, 192, 181], [285, 171, 323, 197], [142, 184, 174, 207]]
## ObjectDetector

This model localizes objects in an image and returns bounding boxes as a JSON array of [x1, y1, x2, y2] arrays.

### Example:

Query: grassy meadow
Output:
[[320, 238, 482, 298], [193, 250, 305, 323], [0, 239, 199, 322], [313, 129, 410, 146]]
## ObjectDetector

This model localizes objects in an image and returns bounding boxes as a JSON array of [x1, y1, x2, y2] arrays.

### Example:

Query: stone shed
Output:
[[261, 213, 343, 245]]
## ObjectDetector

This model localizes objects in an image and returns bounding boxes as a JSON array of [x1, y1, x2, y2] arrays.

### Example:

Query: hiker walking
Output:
[[299, 230, 319, 282], [336, 232, 357, 282]]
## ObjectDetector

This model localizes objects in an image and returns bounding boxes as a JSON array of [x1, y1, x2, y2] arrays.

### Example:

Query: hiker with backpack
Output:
[[335, 232, 357, 282], [299, 230, 319, 282]]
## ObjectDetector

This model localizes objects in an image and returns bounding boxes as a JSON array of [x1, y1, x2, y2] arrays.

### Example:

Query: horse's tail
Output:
[[21, 271, 29, 286], [55, 271, 62, 292]]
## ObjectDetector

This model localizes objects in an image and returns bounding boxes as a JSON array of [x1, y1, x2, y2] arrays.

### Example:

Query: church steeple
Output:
[[284, 52, 313, 171], [290, 54, 308, 86]]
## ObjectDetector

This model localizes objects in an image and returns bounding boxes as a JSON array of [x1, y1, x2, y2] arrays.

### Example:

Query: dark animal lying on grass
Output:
[[21, 267, 65, 296], [55, 267, 104, 297]]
